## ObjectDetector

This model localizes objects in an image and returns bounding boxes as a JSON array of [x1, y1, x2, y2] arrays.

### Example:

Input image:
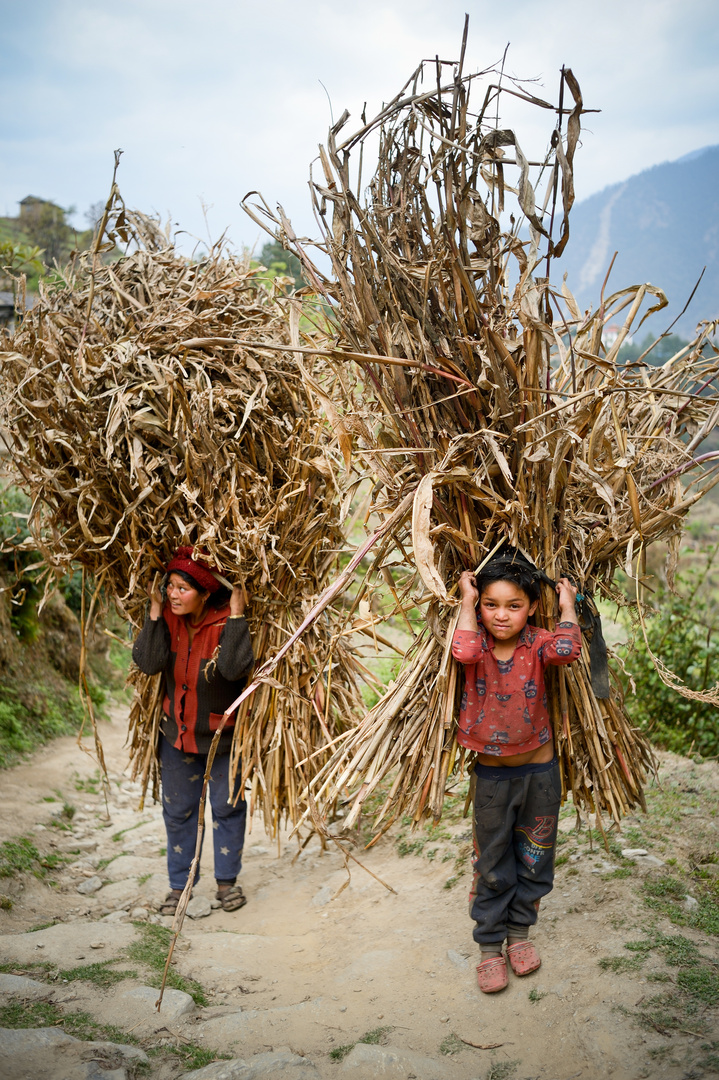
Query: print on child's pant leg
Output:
[[514, 815, 557, 870]]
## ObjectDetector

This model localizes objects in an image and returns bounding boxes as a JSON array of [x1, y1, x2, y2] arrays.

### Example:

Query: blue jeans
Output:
[[159, 734, 247, 891]]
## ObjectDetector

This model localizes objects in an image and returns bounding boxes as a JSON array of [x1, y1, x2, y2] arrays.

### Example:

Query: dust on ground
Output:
[[1, 705, 718, 1080]]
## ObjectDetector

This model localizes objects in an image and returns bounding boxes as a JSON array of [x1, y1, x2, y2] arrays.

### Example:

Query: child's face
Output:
[[479, 579, 538, 643]]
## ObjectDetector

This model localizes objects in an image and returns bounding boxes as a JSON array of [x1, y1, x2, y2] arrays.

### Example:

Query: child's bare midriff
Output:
[[475, 739, 555, 768]]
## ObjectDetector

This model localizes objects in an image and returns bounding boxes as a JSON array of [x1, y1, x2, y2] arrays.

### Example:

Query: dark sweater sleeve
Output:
[[132, 617, 171, 675], [216, 616, 254, 681]]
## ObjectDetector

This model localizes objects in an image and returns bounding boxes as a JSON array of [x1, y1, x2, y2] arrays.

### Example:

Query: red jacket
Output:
[[451, 621, 581, 757], [132, 603, 254, 755]]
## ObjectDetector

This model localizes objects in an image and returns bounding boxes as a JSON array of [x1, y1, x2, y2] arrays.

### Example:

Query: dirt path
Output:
[[1, 704, 718, 1080]]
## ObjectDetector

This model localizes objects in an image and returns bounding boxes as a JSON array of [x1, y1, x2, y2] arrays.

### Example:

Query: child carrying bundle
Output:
[[452, 550, 581, 993]]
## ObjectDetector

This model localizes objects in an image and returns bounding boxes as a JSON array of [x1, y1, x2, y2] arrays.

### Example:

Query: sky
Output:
[[1, 0, 718, 254]]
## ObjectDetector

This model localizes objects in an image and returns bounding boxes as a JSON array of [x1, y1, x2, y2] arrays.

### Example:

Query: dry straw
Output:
[[0, 198, 367, 830], [245, 35, 719, 838], [3, 32, 719, 854]]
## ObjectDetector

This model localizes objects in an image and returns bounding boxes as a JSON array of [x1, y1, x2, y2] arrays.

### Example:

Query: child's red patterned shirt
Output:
[[451, 621, 581, 756]]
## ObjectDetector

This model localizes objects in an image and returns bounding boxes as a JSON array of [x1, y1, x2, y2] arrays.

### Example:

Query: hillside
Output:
[[556, 145, 719, 337]]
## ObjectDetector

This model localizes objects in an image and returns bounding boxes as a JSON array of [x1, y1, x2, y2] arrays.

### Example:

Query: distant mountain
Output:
[[555, 146, 719, 338]]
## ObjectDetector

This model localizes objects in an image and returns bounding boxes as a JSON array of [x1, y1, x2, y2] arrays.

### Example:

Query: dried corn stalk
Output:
[[0, 208, 366, 830], [247, 47, 719, 834]]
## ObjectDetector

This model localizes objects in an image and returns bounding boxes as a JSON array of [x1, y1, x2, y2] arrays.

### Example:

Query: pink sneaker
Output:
[[506, 941, 541, 975], [476, 955, 508, 993]]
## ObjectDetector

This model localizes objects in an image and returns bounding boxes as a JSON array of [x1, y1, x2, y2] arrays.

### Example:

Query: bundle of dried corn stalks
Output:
[[0, 206, 366, 829], [247, 45, 719, 835]]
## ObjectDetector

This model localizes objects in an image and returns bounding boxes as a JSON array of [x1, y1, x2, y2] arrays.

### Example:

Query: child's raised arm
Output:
[[456, 570, 480, 633], [555, 577, 579, 625]]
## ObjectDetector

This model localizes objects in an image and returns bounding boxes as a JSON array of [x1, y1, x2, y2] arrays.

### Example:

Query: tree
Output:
[[22, 200, 75, 266], [259, 240, 303, 289], [617, 333, 689, 366], [84, 201, 105, 234]]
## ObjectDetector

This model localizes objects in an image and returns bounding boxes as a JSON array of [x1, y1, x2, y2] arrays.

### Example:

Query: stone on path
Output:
[[445, 948, 469, 969], [0, 1026, 148, 1080], [311, 885, 332, 907], [187, 895, 213, 919], [76, 875, 103, 895], [1, 922, 136, 969], [201, 998, 324, 1047], [340, 1043, 454, 1079], [0, 974, 52, 998], [102, 910, 130, 923], [180, 1049, 320, 1079], [72, 839, 98, 852], [102, 855, 159, 882], [120, 984, 195, 1023]]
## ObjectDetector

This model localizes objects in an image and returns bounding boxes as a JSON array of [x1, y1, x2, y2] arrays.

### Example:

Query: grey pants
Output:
[[469, 757, 561, 945]]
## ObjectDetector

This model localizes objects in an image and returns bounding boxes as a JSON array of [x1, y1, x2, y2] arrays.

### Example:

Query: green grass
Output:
[[0, 1000, 61, 1029], [486, 1061, 520, 1080], [0, 837, 68, 879], [359, 1026, 393, 1045], [396, 837, 425, 858], [602, 865, 634, 880], [0, 957, 137, 989], [0, 999, 137, 1045], [0, 682, 87, 769], [74, 771, 101, 795], [125, 922, 208, 1005], [528, 987, 547, 1002], [112, 821, 148, 843], [607, 929, 719, 1045], [147, 1043, 232, 1071], [0, 961, 53, 976], [641, 873, 719, 935], [58, 961, 138, 988], [676, 967, 719, 1006], [0, 997, 229, 1073], [0, 837, 41, 877], [328, 1025, 393, 1062], [329, 1044, 355, 1062], [599, 955, 645, 974], [439, 1033, 463, 1055]]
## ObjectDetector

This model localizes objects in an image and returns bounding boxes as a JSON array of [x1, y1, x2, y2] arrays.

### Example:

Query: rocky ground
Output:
[[0, 706, 718, 1080]]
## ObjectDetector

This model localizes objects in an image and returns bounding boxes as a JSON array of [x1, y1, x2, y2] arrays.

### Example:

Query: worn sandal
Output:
[[506, 941, 541, 975], [476, 955, 508, 993], [216, 884, 247, 912], [158, 890, 184, 916]]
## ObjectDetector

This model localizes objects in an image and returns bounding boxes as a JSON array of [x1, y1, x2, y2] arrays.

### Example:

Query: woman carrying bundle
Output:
[[132, 547, 254, 915]]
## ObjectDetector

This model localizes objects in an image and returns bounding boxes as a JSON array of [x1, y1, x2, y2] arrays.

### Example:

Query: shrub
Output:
[[618, 552, 719, 758]]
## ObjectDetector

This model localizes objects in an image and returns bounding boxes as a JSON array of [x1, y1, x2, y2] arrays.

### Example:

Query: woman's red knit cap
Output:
[[166, 547, 220, 593]]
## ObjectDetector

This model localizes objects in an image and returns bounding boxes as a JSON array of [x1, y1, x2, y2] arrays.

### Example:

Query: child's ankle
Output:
[[479, 942, 503, 960], [506, 923, 530, 947]]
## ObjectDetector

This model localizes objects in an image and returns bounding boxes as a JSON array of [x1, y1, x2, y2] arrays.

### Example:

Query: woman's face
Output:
[[166, 573, 207, 618]]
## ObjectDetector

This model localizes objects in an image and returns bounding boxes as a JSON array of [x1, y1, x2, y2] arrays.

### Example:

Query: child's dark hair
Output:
[[168, 569, 231, 609], [476, 559, 540, 604]]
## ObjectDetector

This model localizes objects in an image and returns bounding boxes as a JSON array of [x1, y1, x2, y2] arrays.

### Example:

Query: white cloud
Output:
[[1, 0, 718, 246]]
